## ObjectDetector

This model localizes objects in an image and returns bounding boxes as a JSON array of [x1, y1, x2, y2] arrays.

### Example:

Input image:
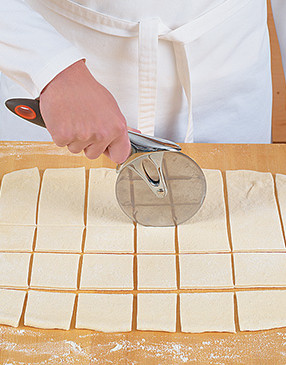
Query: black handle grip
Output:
[[5, 98, 46, 128]]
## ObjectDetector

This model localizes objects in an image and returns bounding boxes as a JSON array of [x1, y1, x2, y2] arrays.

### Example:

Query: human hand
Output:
[[39, 60, 131, 163]]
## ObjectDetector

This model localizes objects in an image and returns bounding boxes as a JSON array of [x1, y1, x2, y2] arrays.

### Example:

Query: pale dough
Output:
[[0, 225, 35, 251], [84, 225, 134, 253], [137, 255, 177, 290], [35, 226, 84, 252], [178, 169, 230, 253], [76, 293, 133, 332], [0, 168, 40, 225], [276, 174, 286, 234], [87, 168, 132, 226], [4, 166, 286, 333], [30, 253, 79, 290], [236, 290, 286, 331], [80, 254, 133, 290], [0, 253, 31, 288], [226, 170, 285, 251], [137, 225, 175, 253], [24, 290, 75, 330], [0, 289, 26, 327], [38, 167, 85, 226], [180, 292, 235, 333], [234, 253, 286, 287], [137, 293, 177, 332], [179, 253, 233, 289]]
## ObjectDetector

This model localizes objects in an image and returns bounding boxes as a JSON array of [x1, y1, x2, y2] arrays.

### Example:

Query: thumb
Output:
[[127, 126, 142, 134]]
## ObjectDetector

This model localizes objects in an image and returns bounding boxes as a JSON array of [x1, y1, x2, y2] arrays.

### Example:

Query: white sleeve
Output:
[[271, 0, 286, 80], [0, 0, 85, 97]]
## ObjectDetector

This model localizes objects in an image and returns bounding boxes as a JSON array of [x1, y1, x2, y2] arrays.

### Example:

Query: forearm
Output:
[[0, 0, 85, 97]]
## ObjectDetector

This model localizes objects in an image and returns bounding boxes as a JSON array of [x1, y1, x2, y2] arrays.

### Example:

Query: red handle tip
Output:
[[14, 105, 36, 120]]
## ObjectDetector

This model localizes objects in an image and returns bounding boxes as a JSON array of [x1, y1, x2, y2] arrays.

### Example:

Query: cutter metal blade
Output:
[[116, 131, 206, 226]]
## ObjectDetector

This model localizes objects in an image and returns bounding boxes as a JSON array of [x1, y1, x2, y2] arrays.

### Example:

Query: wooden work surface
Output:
[[268, 0, 286, 143], [1, 142, 286, 365]]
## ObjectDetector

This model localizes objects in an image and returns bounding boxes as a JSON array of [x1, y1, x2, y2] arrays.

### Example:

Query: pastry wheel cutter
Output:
[[5, 98, 207, 226]]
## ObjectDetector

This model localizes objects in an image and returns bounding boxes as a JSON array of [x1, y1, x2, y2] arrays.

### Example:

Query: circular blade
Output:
[[115, 151, 206, 227]]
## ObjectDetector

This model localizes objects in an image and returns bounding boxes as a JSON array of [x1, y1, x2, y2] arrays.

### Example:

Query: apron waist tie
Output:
[[138, 18, 159, 136], [138, 18, 193, 142]]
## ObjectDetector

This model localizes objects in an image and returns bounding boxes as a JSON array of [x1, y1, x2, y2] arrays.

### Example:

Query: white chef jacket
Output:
[[0, 0, 285, 143]]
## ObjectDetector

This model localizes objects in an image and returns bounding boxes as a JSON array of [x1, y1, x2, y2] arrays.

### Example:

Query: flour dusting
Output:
[[1, 327, 286, 364], [110, 343, 123, 352]]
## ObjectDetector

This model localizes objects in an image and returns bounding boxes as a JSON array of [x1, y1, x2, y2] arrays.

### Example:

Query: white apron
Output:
[[0, 0, 272, 143]]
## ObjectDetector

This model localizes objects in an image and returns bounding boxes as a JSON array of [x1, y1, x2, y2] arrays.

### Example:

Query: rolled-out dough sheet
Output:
[[276, 174, 286, 234], [0, 253, 31, 288], [24, 290, 75, 330], [178, 169, 230, 253], [87, 168, 132, 226], [0, 225, 35, 251], [84, 225, 134, 253], [38, 167, 85, 226], [80, 254, 133, 290], [137, 255, 177, 290], [30, 253, 79, 290], [226, 170, 285, 251], [0, 289, 26, 327], [137, 225, 175, 253], [137, 293, 177, 332], [35, 226, 84, 252], [179, 253, 233, 289], [76, 293, 133, 332], [234, 253, 286, 287], [180, 292, 235, 333], [0, 168, 40, 225], [236, 290, 286, 331]]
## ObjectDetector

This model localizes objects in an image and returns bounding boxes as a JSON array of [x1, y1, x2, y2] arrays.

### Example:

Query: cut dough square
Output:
[[234, 253, 286, 287], [137, 225, 175, 253], [137, 255, 177, 290], [179, 254, 233, 289], [38, 167, 85, 226], [84, 225, 134, 253], [180, 292, 235, 333], [24, 290, 75, 330], [80, 254, 133, 290], [236, 290, 286, 331], [0, 225, 35, 251], [137, 293, 177, 332], [0, 253, 31, 288], [30, 253, 79, 290], [87, 168, 132, 226], [276, 174, 286, 235], [178, 170, 230, 253], [0, 289, 26, 327], [35, 226, 84, 252], [76, 293, 133, 332], [226, 170, 285, 251], [0, 168, 40, 225]]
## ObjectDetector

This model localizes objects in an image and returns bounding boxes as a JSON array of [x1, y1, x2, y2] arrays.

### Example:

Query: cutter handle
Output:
[[5, 97, 181, 152], [5, 98, 46, 128]]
